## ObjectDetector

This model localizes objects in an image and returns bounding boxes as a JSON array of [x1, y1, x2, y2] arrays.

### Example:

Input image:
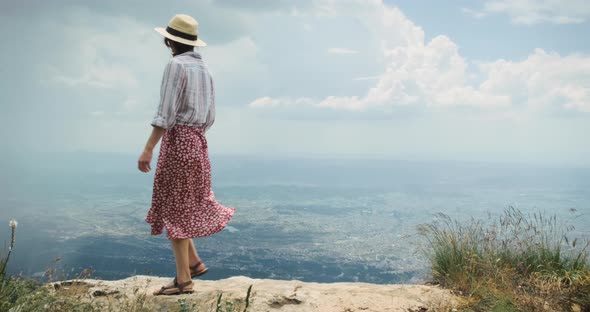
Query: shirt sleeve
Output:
[[151, 60, 186, 129], [203, 76, 216, 132]]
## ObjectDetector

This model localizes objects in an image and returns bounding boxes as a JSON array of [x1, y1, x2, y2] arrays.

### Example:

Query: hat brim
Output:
[[154, 27, 207, 47]]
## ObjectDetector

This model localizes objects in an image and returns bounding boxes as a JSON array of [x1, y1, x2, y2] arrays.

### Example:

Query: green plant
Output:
[[0, 219, 21, 310], [216, 293, 223, 312], [211, 285, 253, 312], [224, 299, 234, 312], [243, 284, 252, 312], [120, 291, 153, 312], [177, 298, 198, 312], [418, 207, 590, 311], [0, 219, 17, 280]]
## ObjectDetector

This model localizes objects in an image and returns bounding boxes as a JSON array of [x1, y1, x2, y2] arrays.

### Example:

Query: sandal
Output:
[[153, 277, 194, 296], [190, 261, 209, 278]]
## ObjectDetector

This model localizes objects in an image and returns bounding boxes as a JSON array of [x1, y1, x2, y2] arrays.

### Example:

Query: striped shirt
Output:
[[151, 51, 215, 131]]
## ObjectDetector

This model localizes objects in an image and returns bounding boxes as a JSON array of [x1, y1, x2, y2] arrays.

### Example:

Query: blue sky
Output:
[[0, 0, 589, 166]]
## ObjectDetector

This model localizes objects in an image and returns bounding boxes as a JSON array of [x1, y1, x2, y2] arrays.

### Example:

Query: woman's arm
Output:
[[203, 76, 216, 132], [139, 60, 184, 173], [138, 126, 167, 172]]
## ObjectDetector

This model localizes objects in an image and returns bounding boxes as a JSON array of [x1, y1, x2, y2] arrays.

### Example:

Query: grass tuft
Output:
[[418, 207, 590, 311]]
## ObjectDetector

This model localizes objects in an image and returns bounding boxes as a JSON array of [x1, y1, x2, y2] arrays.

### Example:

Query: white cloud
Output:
[[3, 0, 589, 163], [478, 49, 590, 112], [327, 48, 358, 54], [354, 75, 381, 81], [52, 66, 139, 89], [249, 97, 278, 108], [249, 96, 315, 108], [201, 36, 271, 105], [43, 8, 270, 118], [249, 97, 279, 108], [202, 36, 269, 83], [250, 1, 590, 114], [461, 7, 487, 19], [48, 12, 157, 90], [251, 3, 501, 111], [469, 0, 590, 25]]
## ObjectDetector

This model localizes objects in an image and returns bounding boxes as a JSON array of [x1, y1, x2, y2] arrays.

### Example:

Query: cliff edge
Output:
[[48, 275, 461, 312]]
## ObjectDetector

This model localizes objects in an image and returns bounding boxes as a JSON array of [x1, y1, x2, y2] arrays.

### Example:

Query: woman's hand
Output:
[[138, 150, 153, 172], [139, 126, 166, 173]]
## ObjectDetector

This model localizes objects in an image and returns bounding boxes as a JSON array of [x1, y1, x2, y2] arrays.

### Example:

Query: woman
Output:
[[138, 14, 235, 296]]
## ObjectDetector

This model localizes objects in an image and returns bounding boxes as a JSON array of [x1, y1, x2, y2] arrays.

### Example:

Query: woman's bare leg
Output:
[[188, 239, 202, 267], [188, 239, 208, 274], [171, 239, 191, 283], [152, 239, 193, 295]]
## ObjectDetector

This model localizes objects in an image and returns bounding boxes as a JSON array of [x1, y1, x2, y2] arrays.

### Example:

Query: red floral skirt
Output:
[[145, 125, 235, 239]]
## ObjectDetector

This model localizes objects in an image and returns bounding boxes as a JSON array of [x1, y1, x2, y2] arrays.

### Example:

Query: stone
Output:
[[47, 275, 461, 312]]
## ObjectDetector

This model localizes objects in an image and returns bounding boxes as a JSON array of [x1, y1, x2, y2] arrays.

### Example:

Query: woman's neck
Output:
[[173, 49, 194, 57]]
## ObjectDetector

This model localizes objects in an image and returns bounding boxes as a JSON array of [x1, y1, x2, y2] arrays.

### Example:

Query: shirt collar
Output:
[[174, 51, 202, 59]]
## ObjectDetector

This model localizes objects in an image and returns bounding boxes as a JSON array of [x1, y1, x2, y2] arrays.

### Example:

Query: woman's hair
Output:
[[164, 38, 194, 55]]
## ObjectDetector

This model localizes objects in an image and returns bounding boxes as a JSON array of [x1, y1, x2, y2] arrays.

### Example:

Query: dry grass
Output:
[[0, 215, 254, 312], [418, 207, 590, 311]]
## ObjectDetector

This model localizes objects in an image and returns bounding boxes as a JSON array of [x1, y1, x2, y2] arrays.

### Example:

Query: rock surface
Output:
[[49, 275, 461, 312]]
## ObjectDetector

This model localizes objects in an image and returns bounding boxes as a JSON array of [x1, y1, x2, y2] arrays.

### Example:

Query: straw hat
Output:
[[154, 14, 207, 47]]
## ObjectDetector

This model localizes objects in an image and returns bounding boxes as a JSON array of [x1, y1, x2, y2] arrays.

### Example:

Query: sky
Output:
[[0, 0, 589, 167]]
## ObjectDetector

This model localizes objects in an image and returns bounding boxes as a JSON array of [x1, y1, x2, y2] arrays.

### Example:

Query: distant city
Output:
[[2, 154, 589, 284]]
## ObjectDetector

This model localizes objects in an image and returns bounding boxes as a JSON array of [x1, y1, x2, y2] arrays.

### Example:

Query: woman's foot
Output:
[[153, 277, 193, 296], [190, 261, 209, 278]]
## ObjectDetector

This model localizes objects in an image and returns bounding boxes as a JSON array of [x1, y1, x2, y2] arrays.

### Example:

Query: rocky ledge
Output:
[[49, 275, 461, 312]]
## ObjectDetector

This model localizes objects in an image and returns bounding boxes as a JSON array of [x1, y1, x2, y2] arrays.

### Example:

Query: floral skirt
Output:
[[145, 125, 235, 239]]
